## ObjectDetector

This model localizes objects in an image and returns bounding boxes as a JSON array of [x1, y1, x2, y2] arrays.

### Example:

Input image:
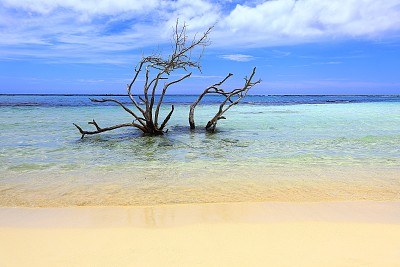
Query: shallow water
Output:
[[0, 95, 399, 206]]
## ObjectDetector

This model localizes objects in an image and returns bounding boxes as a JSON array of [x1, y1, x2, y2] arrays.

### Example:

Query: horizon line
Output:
[[1, 94, 399, 97]]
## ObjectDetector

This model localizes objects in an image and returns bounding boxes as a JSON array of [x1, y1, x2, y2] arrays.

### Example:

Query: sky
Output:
[[1, 0, 400, 95]]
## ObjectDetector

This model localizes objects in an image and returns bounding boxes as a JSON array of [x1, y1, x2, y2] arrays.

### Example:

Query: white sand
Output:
[[1, 201, 400, 267]]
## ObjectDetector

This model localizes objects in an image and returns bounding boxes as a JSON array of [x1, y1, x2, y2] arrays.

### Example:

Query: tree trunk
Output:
[[205, 120, 217, 132], [189, 103, 196, 129], [145, 121, 163, 135]]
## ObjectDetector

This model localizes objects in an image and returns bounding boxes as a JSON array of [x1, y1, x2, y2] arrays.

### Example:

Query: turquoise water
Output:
[[1, 95, 399, 206]]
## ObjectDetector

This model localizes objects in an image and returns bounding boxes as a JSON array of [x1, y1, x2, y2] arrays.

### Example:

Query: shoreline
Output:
[[3, 165, 400, 207], [1, 200, 400, 228], [1, 201, 400, 266]]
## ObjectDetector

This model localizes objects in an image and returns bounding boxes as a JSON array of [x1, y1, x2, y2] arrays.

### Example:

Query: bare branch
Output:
[[90, 98, 147, 128], [204, 67, 261, 132], [127, 61, 146, 113], [73, 121, 143, 139], [148, 72, 163, 114], [88, 119, 101, 131], [159, 105, 174, 131], [189, 73, 233, 129], [155, 72, 192, 127]]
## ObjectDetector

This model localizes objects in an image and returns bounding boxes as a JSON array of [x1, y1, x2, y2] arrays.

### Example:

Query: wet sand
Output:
[[1, 201, 400, 266]]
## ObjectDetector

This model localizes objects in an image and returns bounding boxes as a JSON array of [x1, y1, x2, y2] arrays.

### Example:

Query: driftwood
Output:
[[189, 73, 233, 129], [74, 20, 212, 138], [73, 120, 140, 139], [189, 67, 261, 132], [74, 21, 261, 138]]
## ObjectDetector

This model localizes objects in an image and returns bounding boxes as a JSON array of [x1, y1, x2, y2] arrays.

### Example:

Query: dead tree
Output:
[[189, 73, 233, 129], [189, 67, 261, 132], [74, 20, 212, 138]]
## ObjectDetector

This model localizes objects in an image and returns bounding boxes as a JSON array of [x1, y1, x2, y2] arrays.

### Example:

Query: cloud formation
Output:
[[0, 0, 221, 63], [220, 54, 256, 61], [1, 0, 400, 62], [215, 0, 400, 46]]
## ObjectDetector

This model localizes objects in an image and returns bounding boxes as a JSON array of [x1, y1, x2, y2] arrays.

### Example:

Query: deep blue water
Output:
[[1, 94, 399, 107]]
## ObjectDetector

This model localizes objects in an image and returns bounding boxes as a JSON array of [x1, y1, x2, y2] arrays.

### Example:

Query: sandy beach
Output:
[[1, 201, 400, 267], [2, 97, 399, 267], [2, 0, 400, 265]]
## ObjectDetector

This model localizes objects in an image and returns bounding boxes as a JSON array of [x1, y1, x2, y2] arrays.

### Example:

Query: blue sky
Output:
[[1, 0, 400, 95]]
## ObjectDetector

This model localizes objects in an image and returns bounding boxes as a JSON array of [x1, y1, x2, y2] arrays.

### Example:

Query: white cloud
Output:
[[220, 54, 256, 61], [215, 0, 400, 47], [1, 0, 400, 63], [0, 0, 220, 63], [0, 0, 160, 16]]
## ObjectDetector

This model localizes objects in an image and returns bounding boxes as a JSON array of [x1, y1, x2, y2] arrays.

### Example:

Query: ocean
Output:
[[1, 95, 399, 207]]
